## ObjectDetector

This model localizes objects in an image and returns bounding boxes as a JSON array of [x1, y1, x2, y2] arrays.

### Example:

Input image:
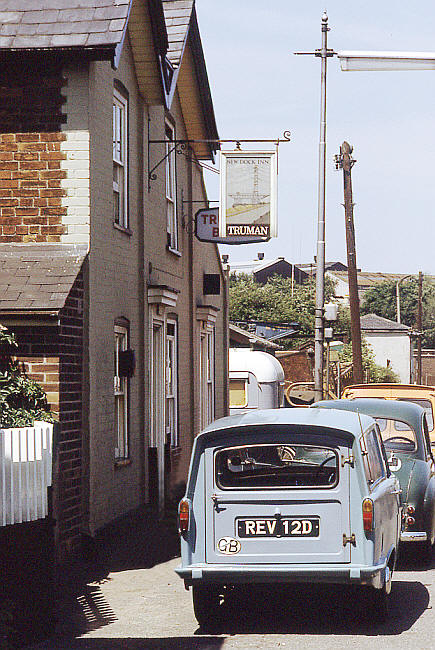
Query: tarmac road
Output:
[[31, 546, 434, 650]]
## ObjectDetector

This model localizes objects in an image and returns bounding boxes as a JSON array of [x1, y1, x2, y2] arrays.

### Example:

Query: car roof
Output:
[[313, 398, 424, 431], [345, 383, 435, 395], [200, 407, 374, 440]]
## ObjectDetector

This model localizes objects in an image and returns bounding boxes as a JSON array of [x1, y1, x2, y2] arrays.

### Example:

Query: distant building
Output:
[[328, 271, 414, 305], [229, 255, 348, 286], [361, 314, 413, 383]]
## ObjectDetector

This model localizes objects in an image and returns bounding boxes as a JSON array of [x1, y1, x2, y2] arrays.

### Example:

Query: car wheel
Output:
[[368, 566, 392, 622], [192, 584, 223, 629], [420, 539, 433, 565], [370, 582, 389, 622]]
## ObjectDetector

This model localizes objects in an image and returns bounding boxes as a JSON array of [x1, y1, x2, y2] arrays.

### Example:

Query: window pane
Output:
[[375, 417, 417, 452], [365, 430, 384, 482], [216, 444, 338, 489], [398, 398, 434, 429], [229, 380, 247, 407]]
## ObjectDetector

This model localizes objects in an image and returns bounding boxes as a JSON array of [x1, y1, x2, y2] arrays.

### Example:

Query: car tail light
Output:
[[362, 498, 374, 532], [178, 498, 189, 534], [407, 516, 415, 526], [407, 505, 415, 515]]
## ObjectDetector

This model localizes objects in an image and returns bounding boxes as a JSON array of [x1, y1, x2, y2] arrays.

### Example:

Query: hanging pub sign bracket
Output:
[[147, 131, 291, 191]]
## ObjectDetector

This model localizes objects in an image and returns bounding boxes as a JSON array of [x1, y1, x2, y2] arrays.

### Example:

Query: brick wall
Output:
[[57, 273, 84, 556], [0, 132, 68, 243], [20, 356, 60, 415], [9, 272, 84, 558], [0, 60, 66, 133]]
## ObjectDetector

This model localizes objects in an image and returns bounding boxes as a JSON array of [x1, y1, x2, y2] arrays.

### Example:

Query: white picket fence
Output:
[[0, 422, 54, 526]]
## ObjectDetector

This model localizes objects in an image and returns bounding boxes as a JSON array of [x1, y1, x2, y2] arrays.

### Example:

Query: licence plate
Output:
[[237, 517, 320, 538]]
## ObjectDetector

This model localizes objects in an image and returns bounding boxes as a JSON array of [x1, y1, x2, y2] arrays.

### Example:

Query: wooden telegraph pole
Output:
[[335, 142, 364, 383]]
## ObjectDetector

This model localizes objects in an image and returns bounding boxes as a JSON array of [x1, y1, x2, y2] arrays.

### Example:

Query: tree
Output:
[[229, 274, 337, 346], [361, 277, 435, 348], [0, 326, 55, 428]]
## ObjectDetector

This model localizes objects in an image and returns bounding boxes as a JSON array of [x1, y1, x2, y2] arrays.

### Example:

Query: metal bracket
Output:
[[343, 533, 356, 547], [341, 455, 355, 468], [147, 129, 291, 190]]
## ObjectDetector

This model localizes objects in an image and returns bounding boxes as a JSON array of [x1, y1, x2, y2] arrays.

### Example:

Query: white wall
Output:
[[364, 332, 412, 383]]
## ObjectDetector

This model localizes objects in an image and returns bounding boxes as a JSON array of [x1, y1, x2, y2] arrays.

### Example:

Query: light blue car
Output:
[[175, 408, 401, 626]]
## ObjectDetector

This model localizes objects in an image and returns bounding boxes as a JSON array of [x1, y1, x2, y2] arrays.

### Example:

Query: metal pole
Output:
[[417, 271, 423, 384], [326, 340, 330, 399], [314, 11, 329, 401]]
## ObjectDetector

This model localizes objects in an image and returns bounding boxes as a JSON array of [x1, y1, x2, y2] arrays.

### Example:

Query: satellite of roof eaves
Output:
[[0, 1, 130, 51], [161, 0, 194, 68]]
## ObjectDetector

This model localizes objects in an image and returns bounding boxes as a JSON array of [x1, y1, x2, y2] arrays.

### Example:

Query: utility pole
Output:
[[335, 142, 363, 384], [313, 11, 329, 401], [417, 271, 423, 384], [295, 11, 334, 400]]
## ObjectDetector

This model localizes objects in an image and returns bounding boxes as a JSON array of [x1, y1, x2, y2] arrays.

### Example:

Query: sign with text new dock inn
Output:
[[219, 150, 278, 240]]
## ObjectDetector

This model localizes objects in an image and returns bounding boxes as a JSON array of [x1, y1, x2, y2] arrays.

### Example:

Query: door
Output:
[[205, 442, 351, 565]]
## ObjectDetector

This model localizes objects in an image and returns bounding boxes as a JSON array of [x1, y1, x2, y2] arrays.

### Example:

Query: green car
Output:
[[314, 398, 435, 562]]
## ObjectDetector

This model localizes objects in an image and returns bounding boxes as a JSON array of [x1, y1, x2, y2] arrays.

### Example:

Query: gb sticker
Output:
[[217, 537, 241, 554]]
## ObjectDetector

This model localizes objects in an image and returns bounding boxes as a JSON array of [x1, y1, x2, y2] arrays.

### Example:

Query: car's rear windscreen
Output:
[[215, 444, 338, 489], [397, 398, 434, 430]]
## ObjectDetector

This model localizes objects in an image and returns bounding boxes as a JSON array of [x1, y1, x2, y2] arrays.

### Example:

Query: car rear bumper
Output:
[[400, 530, 427, 542], [175, 559, 388, 588]]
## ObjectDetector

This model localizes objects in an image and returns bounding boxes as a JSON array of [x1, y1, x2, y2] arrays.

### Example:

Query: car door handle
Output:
[[391, 489, 402, 495]]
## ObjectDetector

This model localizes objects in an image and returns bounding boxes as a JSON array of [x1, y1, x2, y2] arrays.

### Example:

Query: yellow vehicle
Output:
[[342, 384, 435, 444]]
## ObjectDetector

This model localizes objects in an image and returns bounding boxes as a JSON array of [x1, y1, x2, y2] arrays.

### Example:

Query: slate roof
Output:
[[229, 323, 281, 351], [162, 0, 193, 67], [0, 244, 87, 312], [360, 313, 410, 332], [0, 1, 130, 51]]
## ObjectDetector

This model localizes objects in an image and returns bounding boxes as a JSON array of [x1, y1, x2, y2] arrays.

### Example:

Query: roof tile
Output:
[[22, 10, 60, 24], [0, 12, 20, 23]]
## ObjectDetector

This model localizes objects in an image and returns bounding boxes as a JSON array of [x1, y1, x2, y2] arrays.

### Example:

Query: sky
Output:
[[195, 0, 435, 275]]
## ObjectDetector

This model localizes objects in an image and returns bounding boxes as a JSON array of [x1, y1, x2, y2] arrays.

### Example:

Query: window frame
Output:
[[360, 427, 387, 488], [165, 120, 178, 252], [113, 88, 128, 230], [165, 319, 179, 448], [200, 324, 215, 429], [114, 322, 129, 460]]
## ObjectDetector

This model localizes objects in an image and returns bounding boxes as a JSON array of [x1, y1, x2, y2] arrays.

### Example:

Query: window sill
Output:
[[114, 458, 132, 469], [113, 222, 133, 236], [166, 245, 182, 257]]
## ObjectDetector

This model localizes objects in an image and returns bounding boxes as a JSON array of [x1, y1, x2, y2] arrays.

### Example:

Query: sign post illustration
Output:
[[219, 150, 278, 240]]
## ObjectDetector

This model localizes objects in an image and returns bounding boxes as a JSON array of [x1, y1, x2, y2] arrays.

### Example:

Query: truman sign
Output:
[[195, 207, 268, 245], [219, 150, 278, 240]]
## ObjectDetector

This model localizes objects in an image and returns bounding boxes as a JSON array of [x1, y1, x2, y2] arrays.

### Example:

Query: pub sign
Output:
[[219, 150, 278, 240]]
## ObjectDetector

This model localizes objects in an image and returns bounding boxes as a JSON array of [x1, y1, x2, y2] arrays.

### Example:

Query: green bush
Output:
[[0, 326, 55, 428]]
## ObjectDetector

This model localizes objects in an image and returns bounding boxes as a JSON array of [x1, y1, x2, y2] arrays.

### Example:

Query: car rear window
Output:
[[374, 417, 417, 452], [215, 444, 338, 489], [397, 398, 434, 430]]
